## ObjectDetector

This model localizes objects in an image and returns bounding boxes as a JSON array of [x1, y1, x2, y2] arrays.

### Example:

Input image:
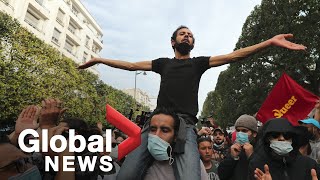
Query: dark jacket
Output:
[[218, 150, 250, 180], [248, 118, 320, 180]]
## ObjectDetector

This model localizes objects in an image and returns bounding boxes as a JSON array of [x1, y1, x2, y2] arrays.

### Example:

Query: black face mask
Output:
[[174, 42, 193, 55]]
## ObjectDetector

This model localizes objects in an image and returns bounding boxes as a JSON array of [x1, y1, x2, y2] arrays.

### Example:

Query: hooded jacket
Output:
[[248, 118, 320, 180]]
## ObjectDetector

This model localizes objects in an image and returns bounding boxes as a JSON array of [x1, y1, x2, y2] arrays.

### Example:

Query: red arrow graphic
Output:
[[106, 104, 141, 160]]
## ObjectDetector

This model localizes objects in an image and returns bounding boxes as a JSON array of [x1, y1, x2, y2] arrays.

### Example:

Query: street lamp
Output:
[[134, 71, 147, 103]]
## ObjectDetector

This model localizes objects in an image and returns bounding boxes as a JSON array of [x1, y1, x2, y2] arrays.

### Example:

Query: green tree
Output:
[[0, 12, 138, 126], [202, 0, 320, 128]]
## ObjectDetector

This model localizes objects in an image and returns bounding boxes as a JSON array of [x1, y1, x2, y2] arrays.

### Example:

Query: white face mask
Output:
[[147, 134, 174, 165], [269, 140, 293, 156]]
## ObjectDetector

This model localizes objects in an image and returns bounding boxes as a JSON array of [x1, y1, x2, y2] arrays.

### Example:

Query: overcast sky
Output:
[[81, 0, 262, 116]]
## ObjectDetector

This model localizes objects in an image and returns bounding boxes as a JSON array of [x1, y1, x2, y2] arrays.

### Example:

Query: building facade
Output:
[[0, 0, 103, 75], [122, 88, 156, 110]]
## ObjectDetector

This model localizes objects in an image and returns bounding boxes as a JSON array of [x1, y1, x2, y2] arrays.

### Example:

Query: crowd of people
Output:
[[1, 98, 320, 180], [1, 25, 316, 180]]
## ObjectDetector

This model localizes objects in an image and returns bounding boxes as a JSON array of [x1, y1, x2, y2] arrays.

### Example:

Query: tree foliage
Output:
[[202, 0, 320, 128], [0, 12, 138, 126]]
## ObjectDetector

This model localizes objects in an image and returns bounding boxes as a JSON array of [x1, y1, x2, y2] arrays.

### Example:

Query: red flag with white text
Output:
[[256, 73, 318, 126]]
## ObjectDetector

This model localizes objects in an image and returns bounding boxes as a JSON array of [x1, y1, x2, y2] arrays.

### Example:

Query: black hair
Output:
[[60, 117, 90, 139], [171, 25, 195, 50], [197, 136, 212, 148], [149, 107, 180, 137]]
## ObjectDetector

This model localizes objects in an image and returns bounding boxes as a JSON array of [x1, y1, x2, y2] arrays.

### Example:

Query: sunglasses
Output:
[[270, 132, 293, 140]]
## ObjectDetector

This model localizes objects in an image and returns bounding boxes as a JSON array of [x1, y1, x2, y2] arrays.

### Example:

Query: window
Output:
[[71, 6, 78, 16], [51, 28, 61, 45], [85, 36, 90, 47], [92, 41, 101, 54], [64, 40, 74, 54], [68, 23, 76, 34], [24, 10, 40, 31], [35, 0, 44, 6], [56, 9, 65, 26], [83, 52, 88, 63]]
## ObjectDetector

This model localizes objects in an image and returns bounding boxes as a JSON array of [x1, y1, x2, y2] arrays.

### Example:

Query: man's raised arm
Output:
[[209, 34, 307, 67], [77, 57, 152, 71]]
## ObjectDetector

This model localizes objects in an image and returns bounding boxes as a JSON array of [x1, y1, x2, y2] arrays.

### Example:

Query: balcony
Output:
[[68, 27, 75, 34], [34, 0, 50, 13], [71, 8, 78, 17], [24, 18, 44, 34], [56, 18, 64, 26], [0, 0, 14, 10], [51, 37, 60, 46]]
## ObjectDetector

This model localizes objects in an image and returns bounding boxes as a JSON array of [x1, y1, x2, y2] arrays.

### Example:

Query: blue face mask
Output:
[[236, 132, 249, 145], [147, 134, 174, 165], [9, 166, 41, 180], [270, 140, 293, 156]]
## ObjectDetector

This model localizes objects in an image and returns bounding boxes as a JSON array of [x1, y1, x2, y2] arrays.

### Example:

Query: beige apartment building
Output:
[[122, 88, 156, 110], [0, 0, 103, 75]]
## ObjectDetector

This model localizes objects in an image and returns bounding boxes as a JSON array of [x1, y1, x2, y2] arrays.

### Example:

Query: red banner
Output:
[[256, 73, 318, 126]]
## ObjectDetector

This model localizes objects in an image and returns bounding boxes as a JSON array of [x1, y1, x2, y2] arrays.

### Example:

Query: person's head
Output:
[[147, 107, 180, 164], [234, 114, 258, 144], [298, 118, 320, 140], [171, 25, 195, 55], [213, 128, 225, 145], [148, 107, 180, 144], [263, 118, 298, 156], [197, 137, 213, 163], [115, 132, 126, 143]]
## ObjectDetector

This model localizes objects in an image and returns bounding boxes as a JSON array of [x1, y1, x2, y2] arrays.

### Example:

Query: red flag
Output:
[[256, 73, 318, 126]]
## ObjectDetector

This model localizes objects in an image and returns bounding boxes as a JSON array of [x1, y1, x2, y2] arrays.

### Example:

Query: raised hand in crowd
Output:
[[39, 98, 66, 129], [41, 123, 69, 156], [255, 164, 318, 180], [197, 126, 212, 137], [15, 105, 40, 134], [254, 164, 272, 180], [312, 169, 319, 180], [8, 105, 40, 145]]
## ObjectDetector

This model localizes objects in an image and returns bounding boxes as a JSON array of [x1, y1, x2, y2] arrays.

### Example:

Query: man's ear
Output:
[[253, 132, 257, 138], [171, 39, 176, 48]]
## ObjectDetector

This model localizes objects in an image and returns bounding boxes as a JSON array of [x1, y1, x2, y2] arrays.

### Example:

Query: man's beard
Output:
[[174, 42, 193, 55]]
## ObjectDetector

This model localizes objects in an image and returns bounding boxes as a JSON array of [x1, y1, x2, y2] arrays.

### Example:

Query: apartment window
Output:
[[24, 10, 40, 31], [64, 40, 74, 54], [68, 23, 76, 34], [35, 0, 44, 6], [82, 52, 88, 63], [56, 9, 65, 26], [51, 28, 61, 45], [71, 6, 78, 17], [85, 36, 90, 47], [92, 41, 101, 54]]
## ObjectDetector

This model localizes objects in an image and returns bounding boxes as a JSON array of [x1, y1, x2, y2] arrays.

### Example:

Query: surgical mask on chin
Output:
[[9, 166, 41, 180], [147, 134, 174, 165], [235, 132, 249, 145], [214, 142, 224, 149], [270, 140, 293, 156]]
